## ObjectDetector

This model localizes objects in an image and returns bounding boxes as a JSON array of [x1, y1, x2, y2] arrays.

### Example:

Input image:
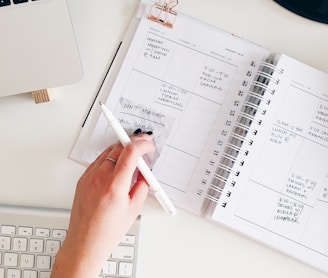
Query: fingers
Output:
[[113, 138, 155, 191], [80, 130, 155, 206], [82, 143, 120, 176], [96, 132, 154, 186], [103, 143, 124, 168], [129, 174, 149, 209]]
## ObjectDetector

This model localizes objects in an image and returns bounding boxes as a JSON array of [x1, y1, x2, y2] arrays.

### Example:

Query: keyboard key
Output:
[[121, 235, 136, 245], [1, 225, 16, 235], [29, 239, 44, 253], [36, 255, 51, 270], [0, 236, 11, 250], [0, 267, 4, 278], [39, 272, 51, 278], [13, 238, 28, 252], [102, 261, 117, 275], [52, 229, 66, 239], [20, 254, 35, 268], [7, 268, 21, 278], [35, 228, 50, 238], [111, 246, 134, 260], [4, 253, 18, 267], [23, 270, 37, 278], [119, 262, 133, 277], [13, 0, 28, 4], [45, 240, 60, 254], [0, 0, 10, 7], [18, 227, 33, 237]]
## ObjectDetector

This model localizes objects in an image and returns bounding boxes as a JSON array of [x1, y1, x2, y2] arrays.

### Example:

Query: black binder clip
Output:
[[148, 0, 178, 28]]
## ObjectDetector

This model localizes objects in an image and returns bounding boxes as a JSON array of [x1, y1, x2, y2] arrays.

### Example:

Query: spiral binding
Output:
[[204, 59, 284, 209]]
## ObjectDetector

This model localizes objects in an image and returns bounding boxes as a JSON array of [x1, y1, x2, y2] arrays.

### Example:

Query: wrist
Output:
[[51, 239, 104, 278]]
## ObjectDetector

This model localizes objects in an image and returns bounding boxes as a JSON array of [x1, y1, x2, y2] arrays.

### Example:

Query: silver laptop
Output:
[[0, 0, 83, 97]]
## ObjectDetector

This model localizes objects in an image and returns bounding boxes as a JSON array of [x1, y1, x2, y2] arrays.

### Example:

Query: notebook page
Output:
[[80, 4, 270, 214], [211, 54, 328, 273]]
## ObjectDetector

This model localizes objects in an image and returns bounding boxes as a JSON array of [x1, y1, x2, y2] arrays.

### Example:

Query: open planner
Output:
[[70, 0, 328, 274]]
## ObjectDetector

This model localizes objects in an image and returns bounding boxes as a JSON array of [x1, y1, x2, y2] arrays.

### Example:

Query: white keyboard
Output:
[[0, 205, 140, 278]]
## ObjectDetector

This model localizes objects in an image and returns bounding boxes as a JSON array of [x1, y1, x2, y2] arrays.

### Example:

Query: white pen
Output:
[[99, 101, 177, 216]]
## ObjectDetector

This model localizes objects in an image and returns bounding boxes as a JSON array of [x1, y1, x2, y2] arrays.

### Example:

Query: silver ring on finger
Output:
[[105, 157, 117, 163]]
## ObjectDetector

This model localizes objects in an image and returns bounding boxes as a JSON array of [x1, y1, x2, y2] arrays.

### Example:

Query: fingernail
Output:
[[133, 128, 142, 135]]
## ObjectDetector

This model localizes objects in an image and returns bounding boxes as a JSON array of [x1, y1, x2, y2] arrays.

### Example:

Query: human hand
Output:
[[51, 132, 155, 278]]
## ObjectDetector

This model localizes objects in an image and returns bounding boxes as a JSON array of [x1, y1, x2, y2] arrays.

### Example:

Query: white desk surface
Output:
[[1, 0, 328, 277]]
